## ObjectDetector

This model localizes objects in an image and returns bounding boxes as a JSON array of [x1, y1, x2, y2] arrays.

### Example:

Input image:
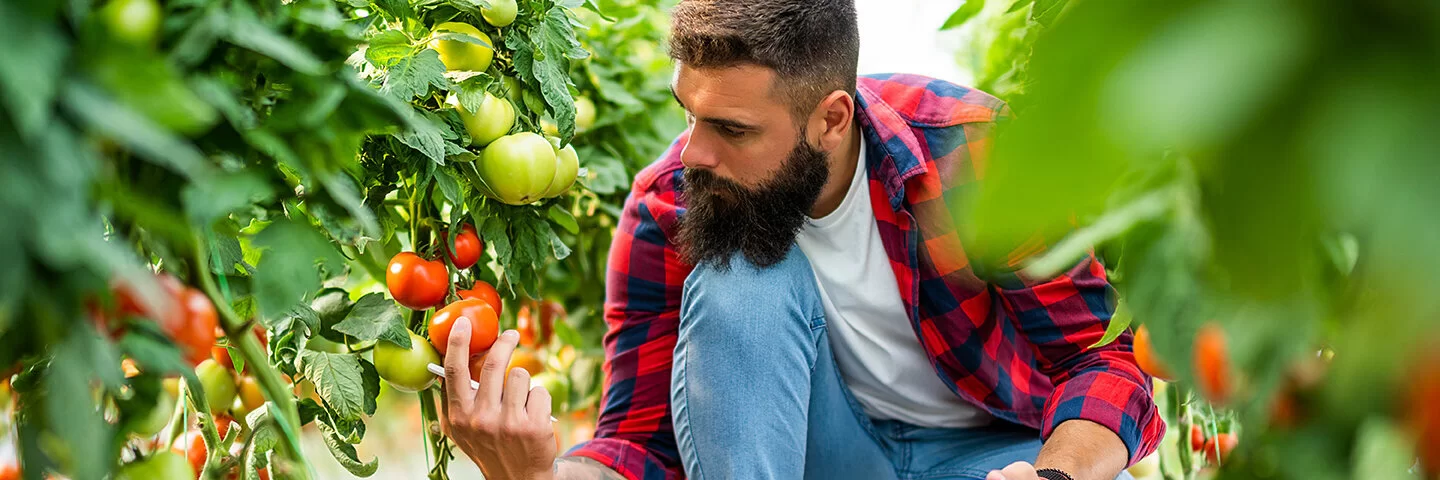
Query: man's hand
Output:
[[442, 317, 558, 480], [986, 462, 1040, 480]]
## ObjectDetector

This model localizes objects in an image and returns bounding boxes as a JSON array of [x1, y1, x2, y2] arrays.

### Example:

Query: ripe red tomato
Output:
[[213, 326, 268, 369], [457, 281, 503, 317], [171, 287, 219, 367], [1132, 325, 1173, 380], [0, 461, 17, 480], [1407, 354, 1440, 475], [1203, 432, 1237, 465], [517, 299, 560, 349], [1190, 424, 1205, 451], [172, 429, 207, 476], [428, 299, 500, 357], [386, 252, 450, 310], [1194, 324, 1234, 404], [445, 224, 484, 269]]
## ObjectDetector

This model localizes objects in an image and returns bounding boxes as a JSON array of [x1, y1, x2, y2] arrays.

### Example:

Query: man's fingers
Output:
[[443, 316, 475, 413], [477, 329, 519, 407], [1000, 462, 1037, 480], [502, 366, 531, 415], [524, 385, 553, 424]]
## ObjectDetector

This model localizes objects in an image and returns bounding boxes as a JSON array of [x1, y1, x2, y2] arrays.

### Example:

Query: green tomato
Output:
[[451, 92, 515, 147], [128, 386, 178, 437], [429, 22, 494, 72], [574, 96, 597, 133], [544, 141, 579, 198], [373, 331, 441, 393], [99, 0, 162, 45], [118, 451, 194, 480], [481, 0, 519, 27], [479, 132, 558, 205], [195, 359, 237, 414], [532, 372, 569, 414]]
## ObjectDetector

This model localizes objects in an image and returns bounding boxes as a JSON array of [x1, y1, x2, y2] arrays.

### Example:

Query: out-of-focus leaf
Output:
[[941, 0, 985, 31]]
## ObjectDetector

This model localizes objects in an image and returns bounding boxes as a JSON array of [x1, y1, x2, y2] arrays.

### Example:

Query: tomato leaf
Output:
[[433, 167, 464, 207], [183, 171, 277, 225], [379, 48, 448, 101], [253, 220, 346, 322], [371, 0, 414, 20], [46, 329, 118, 480], [548, 204, 579, 234], [0, 1, 65, 139], [209, 235, 246, 275], [364, 30, 413, 68], [941, 0, 985, 31], [392, 109, 448, 165], [580, 0, 617, 22], [299, 350, 379, 421], [552, 316, 583, 347], [1088, 299, 1133, 349], [118, 325, 190, 377], [331, 293, 411, 348], [315, 414, 380, 477], [60, 81, 213, 181], [223, 4, 325, 76]]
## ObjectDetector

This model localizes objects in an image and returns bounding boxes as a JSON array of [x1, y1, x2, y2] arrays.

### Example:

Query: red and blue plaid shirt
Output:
[[568, 73, 1164, 479]]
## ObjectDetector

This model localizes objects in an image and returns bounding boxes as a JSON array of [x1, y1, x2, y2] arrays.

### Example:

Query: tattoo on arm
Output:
[[553, 456, 628, 480]]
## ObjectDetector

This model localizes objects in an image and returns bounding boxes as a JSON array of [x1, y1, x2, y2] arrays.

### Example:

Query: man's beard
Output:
[[676, 135, 830, 269]]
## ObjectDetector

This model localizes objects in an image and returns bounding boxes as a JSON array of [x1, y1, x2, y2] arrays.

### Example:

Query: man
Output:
[[438, 0, 1164, 479]]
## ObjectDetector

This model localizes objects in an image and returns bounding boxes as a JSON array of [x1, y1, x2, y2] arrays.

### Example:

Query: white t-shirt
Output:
[[794, 142, 992, 429]]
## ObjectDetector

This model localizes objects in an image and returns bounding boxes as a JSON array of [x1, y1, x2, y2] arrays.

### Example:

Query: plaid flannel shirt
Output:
[[567, 73, 1164, 479]]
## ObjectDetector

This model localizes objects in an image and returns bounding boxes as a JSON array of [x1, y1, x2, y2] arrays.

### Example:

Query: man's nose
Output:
[[679, 129, 720, 170]]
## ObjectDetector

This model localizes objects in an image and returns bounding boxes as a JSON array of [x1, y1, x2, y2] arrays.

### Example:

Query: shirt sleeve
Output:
[[993, 253, 1165, 466], [565, 157, 690, 480]]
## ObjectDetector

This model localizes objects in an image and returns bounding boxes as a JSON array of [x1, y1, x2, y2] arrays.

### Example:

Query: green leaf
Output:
[[1020, 188, 1174, 279], [224, 6, 325, 75], [365, 30, 413, 68], [434, 167, 463, 206], [315, 418, 380, 477], [548, 205, 579, 234], [182, 171, 277, 224], [1088, 299, 1133, 349], [537, 218, 572, 260], [552, 315, 583, 347], [372, 0, 414, 20], [60, 82, 213, 181], [321, 172, 382, 238], [253, 220, 345, 322], [0, 1, 66, 139], [210, 235, 246, 275], [1006, 0, 1035, 13], [118, 325, 190, 376], [46, 329, 118, 480], [393, 108, 447, 164], [580, 0, 617, 22], [299, 350, 372, 421], [380, 48, 448, 101], [432, 32, 493, 49], [940, 0, 985, 31], [331, 293, 411, 348]]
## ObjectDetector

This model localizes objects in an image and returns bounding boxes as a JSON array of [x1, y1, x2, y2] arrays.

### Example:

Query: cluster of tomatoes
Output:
[[378, 224, 567, 403]]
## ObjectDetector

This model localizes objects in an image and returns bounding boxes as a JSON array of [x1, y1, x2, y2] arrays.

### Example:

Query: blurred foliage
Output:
[[947, 0, 1440, 479]]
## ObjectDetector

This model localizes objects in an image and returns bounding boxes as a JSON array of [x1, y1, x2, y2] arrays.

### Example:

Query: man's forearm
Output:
[[1035, 420, 1128, 480], [553, 456, 628, 480]]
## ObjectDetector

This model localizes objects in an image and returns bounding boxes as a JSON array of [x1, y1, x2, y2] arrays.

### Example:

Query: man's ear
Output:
[[810, 90, 855, 151]]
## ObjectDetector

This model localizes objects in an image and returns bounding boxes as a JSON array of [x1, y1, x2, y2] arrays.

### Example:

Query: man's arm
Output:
[[1034, 420, 1129, 479]]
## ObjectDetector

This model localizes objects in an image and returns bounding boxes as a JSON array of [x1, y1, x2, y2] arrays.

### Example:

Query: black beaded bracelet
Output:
[[1035, 469, 1075, 480]]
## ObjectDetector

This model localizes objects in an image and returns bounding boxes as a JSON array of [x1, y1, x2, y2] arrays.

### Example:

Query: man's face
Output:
[[672, 64, 831, 268]]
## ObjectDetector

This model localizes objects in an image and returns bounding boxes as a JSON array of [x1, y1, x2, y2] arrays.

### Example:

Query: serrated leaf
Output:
[[299, 350, 372, 421], [432, 32, 493, 49], [210, 235, 245, 275], [537, 218, 572, 260], [331, 293, 411, 348], [364, 30, 413, 68], [322, 172, 381, 238], [372, 0, 414, 20], [548, 205, 578, 234], [315, 416, 380, 477], [392, 108, 447, 164], [940, 0, 985, 30], [380, 49, 448, 101]]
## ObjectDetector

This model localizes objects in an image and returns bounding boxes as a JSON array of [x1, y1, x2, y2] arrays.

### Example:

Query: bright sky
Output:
[[855, 0, 973, 85]]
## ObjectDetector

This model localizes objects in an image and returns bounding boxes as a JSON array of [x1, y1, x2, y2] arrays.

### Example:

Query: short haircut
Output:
[[669, 0, 860, 119]]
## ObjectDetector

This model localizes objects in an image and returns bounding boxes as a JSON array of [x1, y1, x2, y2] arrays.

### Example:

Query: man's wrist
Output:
[[1035, 468, 1075, 480]]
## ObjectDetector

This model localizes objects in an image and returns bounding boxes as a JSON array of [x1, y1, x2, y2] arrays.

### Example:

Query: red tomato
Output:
[[1407, 353, 1440, 475], [1203, 432, 1238, 465], [457, 281, 503, 317], [0, 462, 17, 480], [1190, 424, 1205, 451], [517, 299, 559, 349], [1194, 324, 1234, 404], [172, 429, 207, 476], [428, 299, 500, 357], [171, 287, 219, 367], [1132, 325, 1173, 380], [445, 224, 484, 269], [386, 252, 450, 310]]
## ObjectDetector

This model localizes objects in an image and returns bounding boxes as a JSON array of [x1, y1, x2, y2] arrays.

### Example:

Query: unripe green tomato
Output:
[[373, 331, 441, 393], [479, 132, 558, 205], [451, 92, 516, 147], [128, 385, 178, 437], [429, 22, 494, 72], [99, 0, 162, 45], [481, 0, 519, 27], [502, 76, 525, 110], [195, 359, 237, 414], [574, 96, 596, 133], [532, 372, 568, 414], [544, 141, 579, 198], [117, 451, 194, 480]]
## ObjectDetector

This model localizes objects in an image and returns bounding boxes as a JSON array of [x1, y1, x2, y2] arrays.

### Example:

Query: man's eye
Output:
[[717, 126, 745, 138]]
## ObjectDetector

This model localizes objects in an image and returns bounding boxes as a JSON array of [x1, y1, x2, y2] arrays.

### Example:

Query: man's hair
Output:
[[669, 0, 860, 119]]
